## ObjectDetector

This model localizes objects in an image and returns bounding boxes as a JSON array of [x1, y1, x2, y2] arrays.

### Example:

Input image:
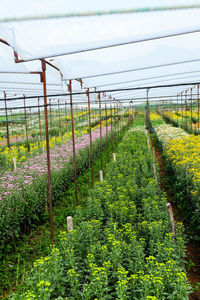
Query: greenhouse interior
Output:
[[0, 1, 200, 299]]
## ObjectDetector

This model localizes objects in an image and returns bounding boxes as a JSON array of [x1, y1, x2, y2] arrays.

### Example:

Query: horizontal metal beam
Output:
[[1, 5, 200, 22]]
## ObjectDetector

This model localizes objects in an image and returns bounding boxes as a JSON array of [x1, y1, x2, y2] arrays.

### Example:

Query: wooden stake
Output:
[[113, 153, 116, 161], [147, 137, 150, 150], [13, 158, 17, 171], [100, 170, 104, 182], [67, 216, 73, 232], [166, 203, 175, 235]]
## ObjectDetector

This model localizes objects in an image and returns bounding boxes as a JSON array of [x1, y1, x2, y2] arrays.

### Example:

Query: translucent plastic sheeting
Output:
[[1, 9, 200, 106], [1, 9, 200, 63]]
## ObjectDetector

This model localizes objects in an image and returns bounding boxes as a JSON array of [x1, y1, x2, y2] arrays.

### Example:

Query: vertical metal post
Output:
[[87, 88, 94, 186], [198, 85, 200, 134], [105, 103, 109, 161], [181, 92, 183, 128], [114, 105, 117, 146], [69, 80, 79, 205], [110, 104, 113, 153], [190, 88, 193, 132], [185, 90, 188, 130], [98, 92, 103, 170], [29, 107, 32, 133], [58, 99, 61, 132], [145, 88, 150, 130], [41, 59, 54, 245], [24, 95, 29, 144], [38, 98, 42, 140], [176, 94, 178, 126], [117, 102, 119, 141], [4, 91, 10, 148]]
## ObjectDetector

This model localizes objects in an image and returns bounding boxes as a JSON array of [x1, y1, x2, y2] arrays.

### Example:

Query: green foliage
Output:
[[9, 129, 190, 300]]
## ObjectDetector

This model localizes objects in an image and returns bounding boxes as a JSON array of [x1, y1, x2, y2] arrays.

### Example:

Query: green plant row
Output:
[[10, 129, 190, 299], [0, 124, 125, 257], [154, 124, 200, 237]]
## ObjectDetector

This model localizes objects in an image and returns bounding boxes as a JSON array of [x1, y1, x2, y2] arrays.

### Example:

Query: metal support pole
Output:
[[4, 91, 10, 148], [181, 92, 183, 128], [41, 59, 54, 245], [145, 88, 150, 130], [110, 104, 113, 152], [58, 99, 61, 132], [87, 88, 94, 186], [98, 93, 103, 170], [69, 80, 79, 205], [105, 104, 109, 161], [176, 94, 178, 126], [190, 88, 193, 132], [185, 90, 188, 130], [29, 107, 32, 133], [24, 95, 29, 144], [198, 85, 200, 134], [38, 98, 42, 140], [114, 105, 117, 146], [117, 102, 120, 141]]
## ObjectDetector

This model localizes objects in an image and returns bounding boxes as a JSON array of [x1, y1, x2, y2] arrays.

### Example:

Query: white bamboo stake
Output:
[[13, 158, 17, 171], [113, 153, 116, 161], [99, 170, 104, 182], [147, 137, 150, 150], [166, 203, 175, 236], [67, 216, 73, 232]]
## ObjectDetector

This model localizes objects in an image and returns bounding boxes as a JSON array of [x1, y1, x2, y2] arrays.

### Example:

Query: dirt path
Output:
[[151, 138, 200, 300]]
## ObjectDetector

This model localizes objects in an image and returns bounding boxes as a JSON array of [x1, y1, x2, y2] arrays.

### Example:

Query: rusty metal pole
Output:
[[69, 80, 79, 205], [4, 91, 10, 148], [23, 95, 29, 145], [38, 98, 42, 140], [87, 88, 94, 186], [105, 104, 109, 161], [41, 59, 54, 245], [185, 90, 188, 130], [198, 85, 200, 134], [58, 99, 61, 133], [98, 92, 103, 170], [177, 94, 178, 126], [117, 102, 120, 140], [110, 104, 113, 153], [181, 92, 183, 128], [29, 107, 32, 133], [190, 88, 193, 132]]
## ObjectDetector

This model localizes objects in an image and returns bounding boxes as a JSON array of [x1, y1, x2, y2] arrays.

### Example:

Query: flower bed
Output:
[[0, 126, 112, 253], [149, 112, 164, 127], [9, 130, 190, 299], [155, 124, 200, 235]]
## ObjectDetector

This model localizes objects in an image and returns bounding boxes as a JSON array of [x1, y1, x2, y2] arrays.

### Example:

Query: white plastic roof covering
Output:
[[0, 6, 200, 105]]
